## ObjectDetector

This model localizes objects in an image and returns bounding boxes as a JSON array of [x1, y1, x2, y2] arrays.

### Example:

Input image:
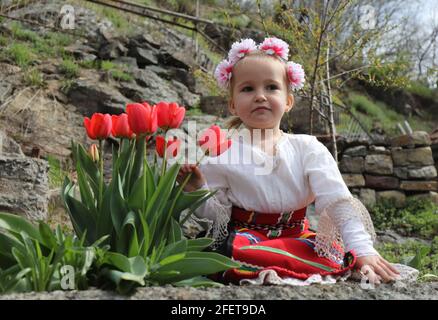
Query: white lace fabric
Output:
[[315, 195, 378, 262], [190, 182, 232, 250]]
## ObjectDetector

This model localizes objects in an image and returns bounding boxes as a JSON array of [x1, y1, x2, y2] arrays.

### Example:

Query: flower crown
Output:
[[214, 37, 305, 91]]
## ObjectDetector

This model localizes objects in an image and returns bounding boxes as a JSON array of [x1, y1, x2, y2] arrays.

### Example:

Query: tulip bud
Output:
[[89, 144, 99, 162]]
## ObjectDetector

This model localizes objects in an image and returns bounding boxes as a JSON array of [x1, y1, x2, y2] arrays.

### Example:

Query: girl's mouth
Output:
[[253, 107, 271, 112]]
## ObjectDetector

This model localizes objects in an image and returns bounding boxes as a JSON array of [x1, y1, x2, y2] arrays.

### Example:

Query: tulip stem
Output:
[[98, 139, 104, 209], [160, 133, 168, 178]]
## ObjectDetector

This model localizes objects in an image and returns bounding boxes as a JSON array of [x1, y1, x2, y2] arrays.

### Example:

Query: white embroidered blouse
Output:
[[192, 130, 379, 260]]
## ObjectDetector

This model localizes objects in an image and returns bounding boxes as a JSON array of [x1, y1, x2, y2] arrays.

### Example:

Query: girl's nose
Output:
[[255, 90, 267, 102]]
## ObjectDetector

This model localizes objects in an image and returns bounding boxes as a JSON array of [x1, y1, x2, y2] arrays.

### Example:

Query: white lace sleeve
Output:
[[192, 182, 232, 249], [303, 137, 378, 261], [315, 196, 378, 260], [190, 159, 233, 249]]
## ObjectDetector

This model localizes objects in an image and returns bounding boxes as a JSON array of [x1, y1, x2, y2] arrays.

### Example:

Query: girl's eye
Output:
[[242, 86, 253, 92], [267, 84, 278, 90]]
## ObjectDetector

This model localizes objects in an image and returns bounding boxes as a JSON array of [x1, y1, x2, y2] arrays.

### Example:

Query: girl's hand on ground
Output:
[[355, 255, 401, 284], [177, 164, 206, 192]]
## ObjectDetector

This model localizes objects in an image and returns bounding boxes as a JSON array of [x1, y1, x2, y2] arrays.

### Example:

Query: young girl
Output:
[[177, 37, 400, 285]]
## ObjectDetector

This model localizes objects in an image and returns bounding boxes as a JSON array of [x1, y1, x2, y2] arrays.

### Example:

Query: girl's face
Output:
[[229, 56, 293, 130]]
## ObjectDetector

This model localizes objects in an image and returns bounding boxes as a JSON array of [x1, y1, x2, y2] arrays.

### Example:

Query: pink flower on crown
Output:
[[258, 37, 289, 60], [287, 61, 305, 90], [214, 59, 233, 88], [228, 38, 257, 64]]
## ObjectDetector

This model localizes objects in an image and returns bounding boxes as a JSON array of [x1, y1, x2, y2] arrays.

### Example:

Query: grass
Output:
[[407, 81, 437, 100], [24, 68, 45, 87], [100, 60, 133, 82], [376, 238, 438, 282], [5, 43, 34, 68], [370, 197, 438, 239], [59, 59, 79, 78], [336, 92, 436, 136], [47, 155, 68, 189]]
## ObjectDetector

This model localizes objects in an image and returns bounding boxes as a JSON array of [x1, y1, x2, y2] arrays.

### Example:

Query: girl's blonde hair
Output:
[[224, 51, 294, 130]]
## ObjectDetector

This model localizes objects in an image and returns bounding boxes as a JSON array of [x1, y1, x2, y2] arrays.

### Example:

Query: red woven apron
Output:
[[211, 206, 357, 284]]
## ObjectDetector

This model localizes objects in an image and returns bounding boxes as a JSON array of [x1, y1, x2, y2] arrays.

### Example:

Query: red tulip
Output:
[[84, 113, 112, 140], [111, 114, 134, 138], [156, 101, 186, 129], [156, 135, 181, 158], [126, 102, 158, 135], [198, 125, 232, 157]]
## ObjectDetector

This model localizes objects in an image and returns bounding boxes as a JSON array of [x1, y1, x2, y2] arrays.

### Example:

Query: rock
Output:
[[200, 96, 229, 117], [341, 174, 365, 187], [394, 166, 437, 180], [170, 67, 197, 93], [157, 50, 191, 70], [408, 166, 438, 179], [116, 81, 147, 103], [64, 43, 98, 62], [170, 80, 200, 108], [340, 156, 365, 173], [364, 154, 393, 175], [66, 80, 129, 115], [0, 87, 86, 159], [407, 191, 438, 205], [364, 175, 399, 189], [2, 276, 437, 300], [133, 68, 179, 103], [400, 180, 438, 192], [0, 130, 24, 156], [376, 190, 406, 208], [128, 33, 161, 50], [358, 188, 376, 210], [144, 65, 171, 79], [343, 145, 367, 157], [391, 147, 434, 166], [0, 155, 49, 221], [113, 56, 138, 69], [98, 40, 128, 60], [128, 46, 158, 66], [368, 145, 391, 155], [391, 131, 431, 148]]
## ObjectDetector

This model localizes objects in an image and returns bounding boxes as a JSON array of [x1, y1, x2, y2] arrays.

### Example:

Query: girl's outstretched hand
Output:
[[177, 164, 207, 192], [355, 255, 401, 284]]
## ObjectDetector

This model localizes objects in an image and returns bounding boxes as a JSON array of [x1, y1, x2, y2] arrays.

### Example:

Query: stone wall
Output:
[[0, 130, 49, 221], [338, 131, 438, 209]]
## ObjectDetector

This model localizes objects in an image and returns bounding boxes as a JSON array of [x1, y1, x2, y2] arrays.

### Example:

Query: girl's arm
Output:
[[303, 136, 400, 283]]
